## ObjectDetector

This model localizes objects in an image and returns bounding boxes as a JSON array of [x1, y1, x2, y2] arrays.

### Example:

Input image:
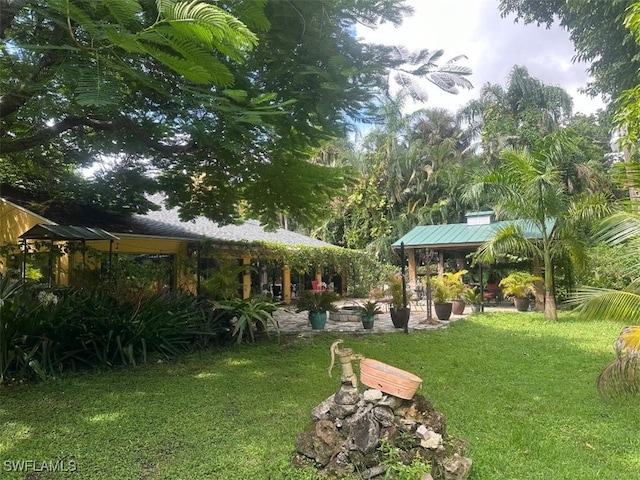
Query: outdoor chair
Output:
[[483, 284, 500, 305]]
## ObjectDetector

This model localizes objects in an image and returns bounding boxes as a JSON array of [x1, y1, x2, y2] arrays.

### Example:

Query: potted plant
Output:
[[359, 300, 383, 330], [295, 290, 339, 330], [464, 287, 483, 313], [388, 275, 410, 329], [444, 269, 468, 315], [215, 297, 279, 344], [430, 275, 454, 321], [499, 271, 542, 312]]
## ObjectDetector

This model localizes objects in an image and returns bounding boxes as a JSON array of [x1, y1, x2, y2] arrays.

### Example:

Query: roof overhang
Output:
[[19, 224, 119, 241]]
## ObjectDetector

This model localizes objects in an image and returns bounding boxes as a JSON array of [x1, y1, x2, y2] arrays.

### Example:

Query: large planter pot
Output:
[[361, 315, 375, 330], [514, 297, 530, 312], [451, 299, 466, 315], [390, 307, 410, 329], [434, 302, 453, 321], [470, 303, 483, 313], [308, 311, 327, 330]]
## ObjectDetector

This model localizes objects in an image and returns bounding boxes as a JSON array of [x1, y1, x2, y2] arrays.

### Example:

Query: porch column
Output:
[[242, 254, 252, 299], [315, 267, 322, 285], [57, 243, 70, 286], [407, 248, 417, 287], [283, 265, 291, 304], [438, 251, 445, 275]]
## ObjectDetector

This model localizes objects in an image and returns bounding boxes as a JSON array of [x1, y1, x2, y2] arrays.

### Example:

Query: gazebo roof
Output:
[[392, 218, 555, 250]]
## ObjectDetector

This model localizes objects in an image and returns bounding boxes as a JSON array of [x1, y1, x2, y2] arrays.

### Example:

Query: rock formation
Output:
[[292, 383, 472, 479]]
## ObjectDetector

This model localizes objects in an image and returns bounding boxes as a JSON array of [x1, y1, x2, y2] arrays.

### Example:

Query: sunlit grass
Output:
[[1, 312, 640, 479]]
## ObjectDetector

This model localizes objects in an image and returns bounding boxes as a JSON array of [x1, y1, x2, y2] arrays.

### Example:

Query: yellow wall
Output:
[[0, 200, 54, 277]]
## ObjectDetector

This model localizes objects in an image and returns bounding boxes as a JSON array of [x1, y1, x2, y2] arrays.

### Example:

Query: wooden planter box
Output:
[[360, 358, 422, 400]]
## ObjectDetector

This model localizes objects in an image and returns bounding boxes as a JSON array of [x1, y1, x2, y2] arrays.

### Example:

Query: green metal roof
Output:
[[392, 218, 556, 249]]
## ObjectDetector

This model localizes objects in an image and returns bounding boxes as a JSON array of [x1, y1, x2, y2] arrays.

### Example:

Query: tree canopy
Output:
[[3, 0, 472, 228], [498, 0, 640, 102]]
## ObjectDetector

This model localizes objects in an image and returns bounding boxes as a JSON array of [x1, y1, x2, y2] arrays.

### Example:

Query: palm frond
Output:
[[597, 326, 640, 399], [570, 286, 640, 321], [618, 325, 640, 353], [597, 354, 640, 399], [475, 224, 538, 263], [596, 211, 640, 245]]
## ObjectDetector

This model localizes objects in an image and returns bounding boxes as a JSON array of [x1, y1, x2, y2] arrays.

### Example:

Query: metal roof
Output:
[[19, 224, 119, 241], [392, 218, 555, 250]]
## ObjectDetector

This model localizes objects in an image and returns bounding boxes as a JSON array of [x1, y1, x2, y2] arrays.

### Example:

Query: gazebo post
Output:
[[21, 239, 27, 283], [400, 242, 409, 334], [48, 239, 54, 287], [81, 239, 86, 286], [425, 248, 433, 322], [479, 262, 484, 313], [196, 243, 201, 296]]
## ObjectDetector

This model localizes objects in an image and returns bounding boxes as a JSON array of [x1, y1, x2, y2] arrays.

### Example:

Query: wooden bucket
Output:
[[359, 358, 422, 400]]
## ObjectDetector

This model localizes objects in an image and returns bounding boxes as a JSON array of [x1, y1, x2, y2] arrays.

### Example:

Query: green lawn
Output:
[[2, 312, 640, 479]]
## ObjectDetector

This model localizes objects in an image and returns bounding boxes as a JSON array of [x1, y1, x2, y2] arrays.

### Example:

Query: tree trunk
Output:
[[533, 258, 544, 312], [543, 248, 557, 321]]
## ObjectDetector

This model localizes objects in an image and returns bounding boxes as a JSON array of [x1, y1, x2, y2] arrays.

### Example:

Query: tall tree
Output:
[[498, 0, 637, 101], [458, 65, 573, 161], [0, 0, 426, 227], [465, 130, 612, 321]]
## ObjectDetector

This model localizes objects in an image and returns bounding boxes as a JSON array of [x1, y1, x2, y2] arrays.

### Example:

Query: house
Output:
[[0, 185, 342, 302]]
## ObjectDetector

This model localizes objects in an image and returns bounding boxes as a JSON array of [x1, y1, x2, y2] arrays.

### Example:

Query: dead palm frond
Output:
[[597, 326, 640, 399]]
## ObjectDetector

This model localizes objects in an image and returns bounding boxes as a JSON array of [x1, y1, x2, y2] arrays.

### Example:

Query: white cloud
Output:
[[357, 0, 606, 115]]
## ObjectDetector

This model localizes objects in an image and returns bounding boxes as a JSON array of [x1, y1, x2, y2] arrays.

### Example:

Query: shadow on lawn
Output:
[[1, 317, 640, 479]]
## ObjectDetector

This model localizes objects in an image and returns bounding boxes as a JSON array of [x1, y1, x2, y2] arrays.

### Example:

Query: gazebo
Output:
[[392, 211, 554, 294]]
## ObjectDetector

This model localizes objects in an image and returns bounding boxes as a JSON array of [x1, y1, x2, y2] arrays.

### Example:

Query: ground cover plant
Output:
[[1, 312, 639, 479]]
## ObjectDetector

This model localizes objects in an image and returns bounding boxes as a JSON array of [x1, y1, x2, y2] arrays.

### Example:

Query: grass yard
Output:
[[1, 311, 640, 479]]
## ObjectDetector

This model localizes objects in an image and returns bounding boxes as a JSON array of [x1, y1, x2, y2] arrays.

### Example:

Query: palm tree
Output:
[[458, 65, 573, 160], [572, 209, 640, 397], [465, 130, 611, 321]]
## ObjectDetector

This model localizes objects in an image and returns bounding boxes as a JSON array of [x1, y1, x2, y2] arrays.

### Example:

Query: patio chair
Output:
[[271, 284, 283, 301], [483, 284, 500, 306]]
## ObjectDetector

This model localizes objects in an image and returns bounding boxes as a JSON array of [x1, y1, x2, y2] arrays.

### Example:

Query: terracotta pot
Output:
[[452, 299, 465, 315], [390, 307, 410, 328], [359, 358, 423, 400], [433, 302, 452, 321], [308, 311, 327, 330]]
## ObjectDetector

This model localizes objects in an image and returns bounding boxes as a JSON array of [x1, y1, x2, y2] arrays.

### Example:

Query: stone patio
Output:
[[272, 298, 522, 335]]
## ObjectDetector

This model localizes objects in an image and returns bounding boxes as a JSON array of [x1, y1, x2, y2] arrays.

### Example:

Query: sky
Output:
[[355, 0, 607, 116]]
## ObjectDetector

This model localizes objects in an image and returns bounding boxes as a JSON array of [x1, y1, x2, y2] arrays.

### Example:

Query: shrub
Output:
[[0, 284, 233, 384]]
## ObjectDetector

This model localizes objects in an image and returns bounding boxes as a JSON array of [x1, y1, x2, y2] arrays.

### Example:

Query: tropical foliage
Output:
[[0, 280, 234, 383], [465, 129, 612, 321], [294, 290, 339, 314], [499, 271, 542, 299], [0, 0, 476, 229]]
